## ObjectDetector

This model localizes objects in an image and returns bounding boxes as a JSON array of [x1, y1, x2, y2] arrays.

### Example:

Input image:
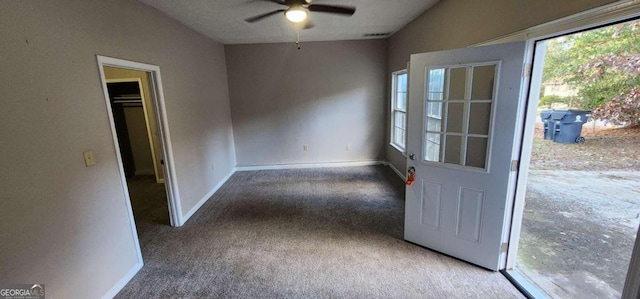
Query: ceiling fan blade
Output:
[[245, 9, 286, 23], [308, 4, 356, 16]]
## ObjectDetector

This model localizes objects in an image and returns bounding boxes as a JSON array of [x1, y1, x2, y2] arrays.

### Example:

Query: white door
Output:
[[404, 42, 527, 271]]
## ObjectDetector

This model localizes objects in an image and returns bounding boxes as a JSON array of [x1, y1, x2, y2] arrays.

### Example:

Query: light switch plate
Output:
[[83, 150, 96, 167]]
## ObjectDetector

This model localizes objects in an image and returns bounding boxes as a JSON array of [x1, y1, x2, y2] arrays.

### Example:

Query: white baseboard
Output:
[[384, 161, 406, 181], [180, 168, 236, 225], [102, 261, 143, 299], [235, 160, 385, 171]]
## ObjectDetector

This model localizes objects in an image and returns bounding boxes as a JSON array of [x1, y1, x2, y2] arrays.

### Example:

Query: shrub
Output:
[[591, 89, 640, 126]]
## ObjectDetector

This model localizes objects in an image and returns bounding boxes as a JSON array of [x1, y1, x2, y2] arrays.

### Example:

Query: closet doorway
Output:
[[105, 76, 163, 183], [97, 56, 183, 242], [105, 70, 173, 239]]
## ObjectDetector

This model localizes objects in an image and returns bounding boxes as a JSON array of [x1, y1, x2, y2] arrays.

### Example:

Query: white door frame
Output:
[[106, 78, 164, 184], [97, 55, 183, 228], [477, 1, 640, 297], [495, 0, 640, 270]]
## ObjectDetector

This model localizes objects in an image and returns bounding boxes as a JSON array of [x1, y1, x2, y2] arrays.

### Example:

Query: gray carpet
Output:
[[126, 175, 171, 247], [118, 166, 524, 298]]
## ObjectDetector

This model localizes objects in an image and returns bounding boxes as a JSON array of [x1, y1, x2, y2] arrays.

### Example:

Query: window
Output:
[[391, 70, 408, 151], [424, 64, 497, 170]]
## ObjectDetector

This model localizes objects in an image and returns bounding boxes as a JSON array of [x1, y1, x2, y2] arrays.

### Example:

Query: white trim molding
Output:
[[97, 55, 183, 228], [96, 55, 181, 299], [101, 261, 143, 299], [503, 41, 547, 271], [235, 160, 386, 171], [477, 0, 640, 46], [390, 69, 409, 152], [180, 168, 236, 225], [384, 161, 406, 181]]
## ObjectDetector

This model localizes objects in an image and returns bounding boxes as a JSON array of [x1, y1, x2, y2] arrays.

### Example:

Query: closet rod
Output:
[[113, 99, 142, 104]]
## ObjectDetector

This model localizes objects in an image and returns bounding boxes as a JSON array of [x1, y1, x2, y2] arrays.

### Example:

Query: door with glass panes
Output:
[[404, 42, 527, 271]]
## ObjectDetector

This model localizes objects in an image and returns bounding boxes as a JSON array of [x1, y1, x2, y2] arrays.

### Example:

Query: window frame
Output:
[[390, 69, 408, 153]]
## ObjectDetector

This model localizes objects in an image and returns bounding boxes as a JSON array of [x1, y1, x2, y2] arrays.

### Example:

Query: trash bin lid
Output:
[[550, 109, 591, 120], [540, 110, 553, 119], [566, 109, 591, 114]]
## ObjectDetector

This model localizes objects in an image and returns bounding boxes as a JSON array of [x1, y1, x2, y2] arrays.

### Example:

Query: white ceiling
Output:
[[137, 0, 440, 44]]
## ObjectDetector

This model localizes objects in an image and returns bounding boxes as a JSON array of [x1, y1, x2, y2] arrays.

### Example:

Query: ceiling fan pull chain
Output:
[[296, 30, 301, 50]]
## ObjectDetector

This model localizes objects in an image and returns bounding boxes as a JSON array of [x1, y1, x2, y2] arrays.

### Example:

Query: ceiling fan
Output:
[[245, 0, 356, 28]]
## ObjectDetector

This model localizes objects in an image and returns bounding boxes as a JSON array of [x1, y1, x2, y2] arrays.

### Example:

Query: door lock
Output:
[[409, 153, 415, 160], [406, 166, 416, 186]]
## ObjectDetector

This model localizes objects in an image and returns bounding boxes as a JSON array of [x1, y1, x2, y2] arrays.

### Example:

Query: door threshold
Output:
[[502, 269, 551, 299]]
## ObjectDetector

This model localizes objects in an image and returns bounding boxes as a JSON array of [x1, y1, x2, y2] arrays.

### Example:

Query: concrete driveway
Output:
[[517, 170, 640, 298]]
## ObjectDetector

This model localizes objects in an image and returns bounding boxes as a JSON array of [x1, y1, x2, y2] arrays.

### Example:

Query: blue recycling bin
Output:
[[540, 109, 591, 144], [540, 110, 554, 140]]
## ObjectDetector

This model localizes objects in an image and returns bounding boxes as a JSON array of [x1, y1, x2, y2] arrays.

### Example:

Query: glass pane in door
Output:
[[471, 65, 496, 100], [449, 67, 467, 100], [446, 102, 466, 133], [465, 137, 488, 168], [423, 63, 497, 171], [469, 103, 492, 135]]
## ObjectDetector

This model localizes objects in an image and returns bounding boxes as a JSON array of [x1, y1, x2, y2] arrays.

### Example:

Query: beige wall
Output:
[[225, 40, 387, 166], [385, 0, 618, 172], [0, 0, 235, 297], [104, 67, 164, 179]]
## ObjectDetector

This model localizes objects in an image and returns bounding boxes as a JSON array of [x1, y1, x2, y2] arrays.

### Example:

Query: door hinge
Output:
[[523, 63, 532, 78], [501, 242, 509, 252], [510, 160, 519, 171]]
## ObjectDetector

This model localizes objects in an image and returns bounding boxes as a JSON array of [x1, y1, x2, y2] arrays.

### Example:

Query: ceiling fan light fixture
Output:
[[285, 5, 308, 23]]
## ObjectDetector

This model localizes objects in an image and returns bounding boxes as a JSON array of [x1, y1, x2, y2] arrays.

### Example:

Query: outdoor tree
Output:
[[542, 20, 640, 126], [581, 54, 640, 125]]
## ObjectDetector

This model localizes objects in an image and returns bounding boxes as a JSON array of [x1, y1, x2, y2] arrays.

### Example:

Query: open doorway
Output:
[[97, 56, 183, 239], [509, 19, 640, 298], [105, 73, 172, 237], [105, 78, 163, 181]]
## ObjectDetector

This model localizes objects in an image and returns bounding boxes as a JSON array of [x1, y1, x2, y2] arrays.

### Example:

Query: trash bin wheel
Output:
[[575, 136, 585, 144]]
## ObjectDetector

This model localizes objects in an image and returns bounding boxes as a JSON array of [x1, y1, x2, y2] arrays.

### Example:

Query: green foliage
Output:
[[542, 21, 640, 111], [538, 95, 573, 107], [583, 55, 640, 125], [577, 74, 640, 109]]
